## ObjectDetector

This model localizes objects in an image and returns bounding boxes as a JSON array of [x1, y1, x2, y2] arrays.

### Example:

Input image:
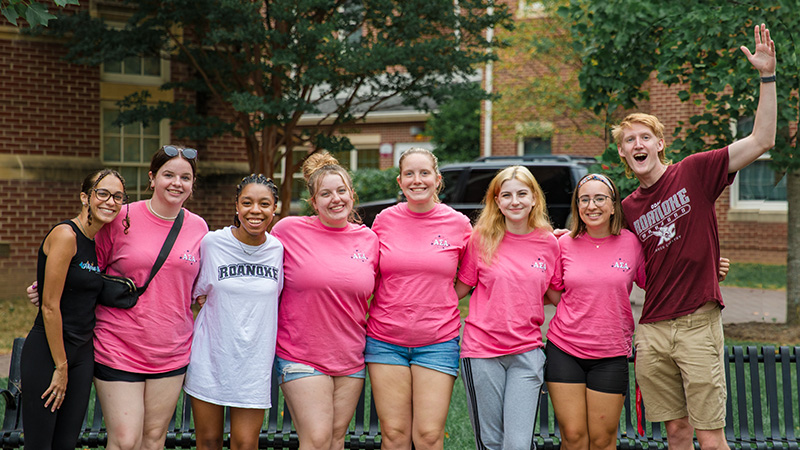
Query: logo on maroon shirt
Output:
[[631, 188, 690, 247]]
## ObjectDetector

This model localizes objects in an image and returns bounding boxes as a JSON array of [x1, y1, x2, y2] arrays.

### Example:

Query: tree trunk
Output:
[[787, 169, 800, 325]]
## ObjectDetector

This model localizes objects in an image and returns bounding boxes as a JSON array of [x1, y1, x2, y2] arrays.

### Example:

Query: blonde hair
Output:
[[473, 166, 552, 264], [611, 113, 671, 178], [302, 151, 360, 223], [398, 147, 444, 200], [569, 173, 625, 238]]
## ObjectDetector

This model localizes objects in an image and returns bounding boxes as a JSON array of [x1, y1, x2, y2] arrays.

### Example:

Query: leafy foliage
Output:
[[43, 0, 512, 213], [561, 0, 798, 175], [1, 0, 78, 27], [352, 167, 400, 203], [424, 83, 482, 164]]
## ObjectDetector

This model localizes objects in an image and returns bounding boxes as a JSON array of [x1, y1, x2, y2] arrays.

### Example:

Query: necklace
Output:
[[233, 227, 264, 256], [74, 217, 93, 241], [586, 234, 610, 249], [147, 200, 178, 221]]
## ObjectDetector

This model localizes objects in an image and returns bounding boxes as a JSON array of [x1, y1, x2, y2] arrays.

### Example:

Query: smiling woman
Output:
[[185, 174, 285, 450], [455, 165, 556, 450], [270, 152, 379, 450], [20, 169, 127, 450]]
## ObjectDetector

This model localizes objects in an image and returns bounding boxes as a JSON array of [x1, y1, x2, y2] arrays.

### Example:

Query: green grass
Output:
[[721, 263, 786, 290]]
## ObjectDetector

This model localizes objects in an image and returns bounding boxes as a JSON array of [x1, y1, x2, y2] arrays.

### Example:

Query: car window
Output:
[[439, 170, 462, 203], [463, 169, 499, 203], [528, 166, 573, 204]]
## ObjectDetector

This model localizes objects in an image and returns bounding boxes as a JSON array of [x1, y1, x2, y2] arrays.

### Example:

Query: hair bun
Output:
[[302, 152, 340, 182]]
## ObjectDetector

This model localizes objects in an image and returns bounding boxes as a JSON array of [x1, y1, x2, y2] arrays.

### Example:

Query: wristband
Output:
[[761, 75, 777, 83]]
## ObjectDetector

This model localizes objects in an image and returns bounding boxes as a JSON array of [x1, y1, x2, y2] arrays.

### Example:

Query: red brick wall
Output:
[[0, 38, 100, 157]]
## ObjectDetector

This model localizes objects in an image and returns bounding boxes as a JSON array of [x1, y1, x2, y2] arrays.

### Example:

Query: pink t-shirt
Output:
[[622, 147, 734, 323], [272, 216, 379, 376], [94, 201, 208, 373], [547, 230, 645, 359], [367, 203, 472, 347], [458, 230, 559, 358]]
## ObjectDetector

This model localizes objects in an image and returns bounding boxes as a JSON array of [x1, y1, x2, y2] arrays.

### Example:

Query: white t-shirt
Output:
[[184, 226, 284, 408]]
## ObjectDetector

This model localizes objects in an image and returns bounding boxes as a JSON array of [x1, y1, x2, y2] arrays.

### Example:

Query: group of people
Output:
[[20, 22, 775, 450]]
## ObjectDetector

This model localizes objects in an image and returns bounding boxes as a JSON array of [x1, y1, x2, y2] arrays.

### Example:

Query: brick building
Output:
[[0, 10, 431, 299], [482, 0, 787, 265]]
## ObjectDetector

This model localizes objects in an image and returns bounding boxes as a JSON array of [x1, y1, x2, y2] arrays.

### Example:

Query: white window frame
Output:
[[728, 116, 786, 213], [729, 153, 787, 212], [100, 101, 170, 200], [100, 23, 170, 86]]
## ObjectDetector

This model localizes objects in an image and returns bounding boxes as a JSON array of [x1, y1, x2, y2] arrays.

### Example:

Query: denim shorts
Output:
[[275, 357, 366, 384], [364, 336, 460, 377]]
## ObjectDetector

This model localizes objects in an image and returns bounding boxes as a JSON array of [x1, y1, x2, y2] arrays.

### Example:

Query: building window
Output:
[[522, 137, 551, 155], [517, 1, 545, 18], [729, 116, 787, 212], [101, 107, 166, 200], [101, 55, 169, 85]]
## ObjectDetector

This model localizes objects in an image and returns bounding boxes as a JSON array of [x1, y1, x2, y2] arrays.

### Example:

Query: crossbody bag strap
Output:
[[138, 209, 185, 294]]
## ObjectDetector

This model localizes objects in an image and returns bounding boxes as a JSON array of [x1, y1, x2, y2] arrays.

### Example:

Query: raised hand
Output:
[[740, 23, 776, 76]]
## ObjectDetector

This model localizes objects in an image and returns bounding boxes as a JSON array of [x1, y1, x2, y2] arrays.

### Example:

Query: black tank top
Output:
[[33, 220, 103, 346]]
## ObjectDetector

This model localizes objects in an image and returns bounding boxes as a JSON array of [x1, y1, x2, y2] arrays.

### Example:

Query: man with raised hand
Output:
[[614, 23, 776, 450]]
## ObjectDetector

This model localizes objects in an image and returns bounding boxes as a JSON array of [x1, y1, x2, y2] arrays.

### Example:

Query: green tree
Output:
[[44, 0, 511, 214], [562, 1, 799, 322], [424, 83, 482, 164], [2, 0, 78, 27]]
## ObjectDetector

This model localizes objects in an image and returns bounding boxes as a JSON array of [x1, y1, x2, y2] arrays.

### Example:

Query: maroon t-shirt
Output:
[[622, 147, 736, 323]]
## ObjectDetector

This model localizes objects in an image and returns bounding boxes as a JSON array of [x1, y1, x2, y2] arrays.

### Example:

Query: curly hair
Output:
[[233, 174, 279, 227]]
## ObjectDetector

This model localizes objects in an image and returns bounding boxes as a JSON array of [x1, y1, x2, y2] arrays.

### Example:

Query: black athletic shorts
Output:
[[94, 362, 187, 382], [544, 341, 629, 395]]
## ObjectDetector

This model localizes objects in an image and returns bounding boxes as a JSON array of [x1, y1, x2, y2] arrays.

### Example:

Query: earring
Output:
[[233, 211, 240, 227]]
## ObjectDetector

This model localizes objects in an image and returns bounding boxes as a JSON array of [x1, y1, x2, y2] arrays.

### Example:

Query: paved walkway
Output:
[[0, 287, 788, 377]]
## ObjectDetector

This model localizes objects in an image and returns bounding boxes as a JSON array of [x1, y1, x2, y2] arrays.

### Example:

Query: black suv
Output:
[[358, 155, 595, 228]]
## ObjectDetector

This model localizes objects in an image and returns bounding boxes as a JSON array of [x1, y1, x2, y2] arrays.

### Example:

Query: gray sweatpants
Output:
[[462, 348, 545, 450]]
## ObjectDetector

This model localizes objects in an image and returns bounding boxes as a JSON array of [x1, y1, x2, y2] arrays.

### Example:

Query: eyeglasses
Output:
[[164, 145, 198, 160], [578, 195, 611, 208], [93, 189, 128, 204]]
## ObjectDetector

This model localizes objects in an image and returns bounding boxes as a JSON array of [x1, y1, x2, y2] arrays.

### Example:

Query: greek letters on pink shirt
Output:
[[458, 230, 559, 358], [272, 216, 379, 376], [547, 230, 645, 359], [368, 203, 472, 347], [94, 201, 208, 373]]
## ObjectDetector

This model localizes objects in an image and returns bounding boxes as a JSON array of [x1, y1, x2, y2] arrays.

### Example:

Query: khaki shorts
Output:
[[634, 305, 726, 429]]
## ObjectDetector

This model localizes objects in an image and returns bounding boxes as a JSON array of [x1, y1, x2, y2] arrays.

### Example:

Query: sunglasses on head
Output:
[[163, 145, 197, 160]]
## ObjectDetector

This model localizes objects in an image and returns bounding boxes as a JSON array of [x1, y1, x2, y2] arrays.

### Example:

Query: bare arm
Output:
[[544, 288, 562, 306], [40, 224, 76, 412], [455, 279, 473, 300], [728, 23, 777, 173]]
